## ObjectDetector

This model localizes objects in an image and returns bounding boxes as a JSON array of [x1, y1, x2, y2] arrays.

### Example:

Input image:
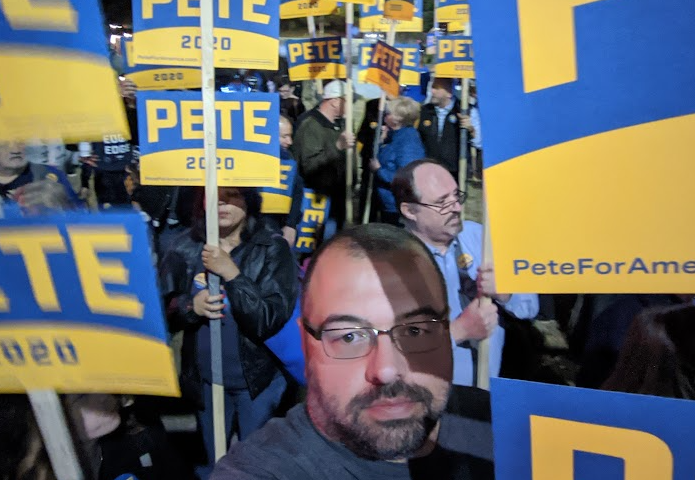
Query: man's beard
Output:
[[307, 374, 449, 461]]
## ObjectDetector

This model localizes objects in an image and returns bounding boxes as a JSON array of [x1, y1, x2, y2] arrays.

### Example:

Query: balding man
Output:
[[212, 223, 494, 480], [393, 159, 539, 386]]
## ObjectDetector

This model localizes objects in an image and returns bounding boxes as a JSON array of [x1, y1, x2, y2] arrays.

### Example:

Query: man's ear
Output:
[[400, 202, 417, 222]]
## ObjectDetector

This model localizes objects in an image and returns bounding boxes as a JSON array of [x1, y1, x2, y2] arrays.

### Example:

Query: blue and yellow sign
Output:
[[436, 0, 469, 32], [384, 0, 414, 21], [280, 0, 337, 19], [132, 0, 279, 70], [434, 35, 474, 79], [287, 36, 346, 81], [0, 212, 179, 396], [360, 0, 423, 32], [138, 91, 280, 187], [472, 0, 695, 293], [364, 41, 404, 98], [260, 158, 298, 214], [294, 190, 330, 254], [0, 0, 128, 143], [359, 43, 420, 85], [121, 36, 201, 91], [492, 379, 695, 480]]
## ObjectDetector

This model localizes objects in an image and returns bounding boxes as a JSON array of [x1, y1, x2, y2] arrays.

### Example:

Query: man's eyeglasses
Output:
[[411, 190, 467, 215], [302, 319, 450, 360]]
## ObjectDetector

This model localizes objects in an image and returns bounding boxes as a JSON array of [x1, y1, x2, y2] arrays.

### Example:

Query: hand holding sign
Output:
[[477, 263, 511, 304], [193, 289, 224, 319], [450, 299, 498, 342], [336, 131, 356, 151], [202, 244, 240, 282]]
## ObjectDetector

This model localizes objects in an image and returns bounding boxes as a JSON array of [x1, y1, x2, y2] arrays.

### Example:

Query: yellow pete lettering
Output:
[[146, 100, 177, 143], [517, 0, 605, 92], [402, 47, 417, 67], [68, 227, 144, 319], [243, 0, 270, 25], [177, 0, 199, 17], [0, 289, 8, 311], [243, 102, 271, 144], [288, 43, 303, 64], [142, 0, 171, 20], [0, 0, 78, 32], [438, 39, 472, 59], [361, 46, 374, 67], [0, 228, 66, 311], [180, 100, 204, 141], [530, 416, 673, 480], [217, 101, 242, 140]]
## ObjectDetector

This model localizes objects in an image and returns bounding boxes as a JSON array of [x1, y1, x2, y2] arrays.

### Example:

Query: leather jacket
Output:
[[160, 217, 299, 400]]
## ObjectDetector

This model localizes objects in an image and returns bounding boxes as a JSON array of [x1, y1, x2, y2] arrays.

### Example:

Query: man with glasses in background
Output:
[[212, 223, 494, 480], [392, 159, 539, 386]]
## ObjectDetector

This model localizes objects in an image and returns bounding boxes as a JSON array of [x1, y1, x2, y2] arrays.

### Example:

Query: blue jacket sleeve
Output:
[[376, 128, 426, 185]]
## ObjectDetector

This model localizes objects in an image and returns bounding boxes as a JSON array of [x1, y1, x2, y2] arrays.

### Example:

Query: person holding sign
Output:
[[211, 223, 494, 480], [159, 187, 299, 479], [393, 160, 539, 386], [367, 96, 425, 225], [293, 80, 355, 231], [418, 78, 474, 184]]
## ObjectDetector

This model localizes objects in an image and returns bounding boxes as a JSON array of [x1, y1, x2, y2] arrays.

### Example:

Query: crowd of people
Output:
[[1, 53, 693, 480]]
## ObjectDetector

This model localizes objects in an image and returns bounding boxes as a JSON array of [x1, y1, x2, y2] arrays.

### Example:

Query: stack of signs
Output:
[[294, 192, 331, 254], [137, 91, 280, 187], [0, 0, 128, 142], [133, 0, 279, 70], [121, 36, 201, 90], [287, 36, 347, 81], [360, 0, 423, 32], [435, 35, 474, 79]]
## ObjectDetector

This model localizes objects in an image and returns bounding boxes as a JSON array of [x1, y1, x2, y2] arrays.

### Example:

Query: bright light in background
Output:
[[110, 34, 120, 45]]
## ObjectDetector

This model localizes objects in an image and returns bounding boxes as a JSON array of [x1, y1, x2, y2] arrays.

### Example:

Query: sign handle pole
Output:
[[28, 390, 84, 480], [345, 4, 355, 225], [201, 0, 226, 461], [307, 16, 324, 96], [362, 22, 397, 225], [476, 200, 492, 390], [458, 22, 471, 218]]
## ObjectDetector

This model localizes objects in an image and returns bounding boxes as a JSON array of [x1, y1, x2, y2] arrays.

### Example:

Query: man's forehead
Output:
[[413, 164, 455, 198]]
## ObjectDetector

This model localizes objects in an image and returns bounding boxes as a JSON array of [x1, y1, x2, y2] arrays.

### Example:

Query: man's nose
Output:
[[365, 334, 405, 386]]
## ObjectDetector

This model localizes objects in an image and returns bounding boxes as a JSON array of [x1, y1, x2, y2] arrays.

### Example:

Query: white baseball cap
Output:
[[323, 80, 347, 99]]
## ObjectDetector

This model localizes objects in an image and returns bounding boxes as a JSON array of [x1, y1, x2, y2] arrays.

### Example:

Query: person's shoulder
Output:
[[460, 221, 483, 244], [212, 406, 318, 480]]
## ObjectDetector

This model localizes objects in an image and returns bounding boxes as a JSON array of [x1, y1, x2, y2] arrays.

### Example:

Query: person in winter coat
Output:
[[159, 187, 299, 479], [368, 97, 426, 225]]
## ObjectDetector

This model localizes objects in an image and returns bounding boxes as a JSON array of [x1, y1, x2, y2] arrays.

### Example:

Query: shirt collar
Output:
[[435, 98, 456, 114]]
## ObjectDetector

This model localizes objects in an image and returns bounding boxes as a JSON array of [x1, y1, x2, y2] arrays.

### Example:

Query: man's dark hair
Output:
[[392, 158, 446, 212], [301, 223, 446, 312]]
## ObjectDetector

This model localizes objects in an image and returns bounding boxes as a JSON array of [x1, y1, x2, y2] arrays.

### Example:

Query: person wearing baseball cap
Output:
[[293, 79, 355, 231]]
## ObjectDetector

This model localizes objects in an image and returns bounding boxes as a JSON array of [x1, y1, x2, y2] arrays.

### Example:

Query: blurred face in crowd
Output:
[[279, 117, 293, 150], [430, 84, 452, 108], [402, 163, 463, 249], [0, 142, 28, 174], [323, 96, 346, 121], [278, 84, 294, 100], [217, 187, 247, 232], [303, 244, 452, 461]]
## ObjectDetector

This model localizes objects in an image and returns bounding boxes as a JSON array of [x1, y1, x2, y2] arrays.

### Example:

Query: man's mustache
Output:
[[347, 381, 434, 413]]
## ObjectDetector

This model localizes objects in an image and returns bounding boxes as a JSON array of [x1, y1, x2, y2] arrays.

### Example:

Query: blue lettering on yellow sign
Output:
[[133, 0, 279, 69], [491, 379, 695, 479], [137, 91, 280, 187], [364, 40, 404, 98], [434, 35, 474, 79], [286, 36, 346, 81], [359, 43, 420, 85], [360, 0, 423, 33]]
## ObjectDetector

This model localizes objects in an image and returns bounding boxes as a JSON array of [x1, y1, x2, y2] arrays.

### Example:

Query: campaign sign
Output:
[[260, 158, 298, 214], [364, 41, 404, 98], [434, 35, 474, 79], [287, 36, 347, 81], [436, 0, 469, 32], [360, 0, 423, 32], [121, 36, 201, 91], [280, 0, 338, 19], [492, 379, 695, 480], [132, 0, 279, 70], [359, 43, 420, 85], [472, 0, 695, 293], [0, 212, 179, 396], [138, 91, 280, 187], [384, 0, 414, 21], [294, 191, 330, 254], [0, 0, 128, 143]]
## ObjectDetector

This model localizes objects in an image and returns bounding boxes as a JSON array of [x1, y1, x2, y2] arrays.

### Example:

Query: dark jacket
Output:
[[159, 217, 299, 400], [418, 99, 462, 174], [293, 107, 345, 196]]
